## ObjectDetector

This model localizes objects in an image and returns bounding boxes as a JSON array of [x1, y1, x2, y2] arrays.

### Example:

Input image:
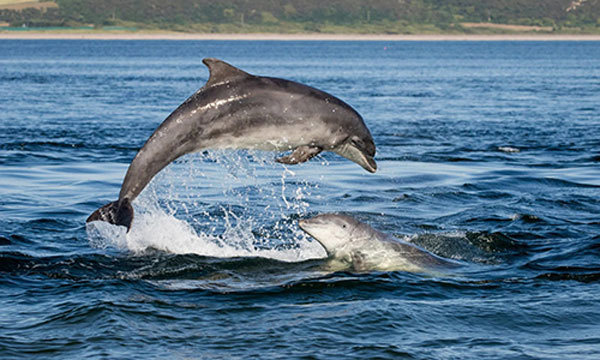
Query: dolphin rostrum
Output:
[[87, 58, 376, 231], [299, 213, 461, 273]]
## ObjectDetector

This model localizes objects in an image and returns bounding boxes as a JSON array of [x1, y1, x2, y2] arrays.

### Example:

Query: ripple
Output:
[[2, 40, 600, 359]]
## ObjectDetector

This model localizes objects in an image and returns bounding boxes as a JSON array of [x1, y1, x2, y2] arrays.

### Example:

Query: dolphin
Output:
[[299, 213, 462, 273], [87, 58, 376, 231]]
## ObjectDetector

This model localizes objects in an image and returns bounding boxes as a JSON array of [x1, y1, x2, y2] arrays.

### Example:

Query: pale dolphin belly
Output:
[[329, 238, 461, 274]]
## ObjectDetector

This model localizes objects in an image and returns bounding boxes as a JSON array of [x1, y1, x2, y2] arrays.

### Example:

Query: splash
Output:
[[87, 150, 327, 262]]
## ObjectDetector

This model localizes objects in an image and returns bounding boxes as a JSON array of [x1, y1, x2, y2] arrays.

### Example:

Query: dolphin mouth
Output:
[[298, 219, 307, 229], [298, 219, 312, 234], [334, 143, 377, 173], [359, 154, 377, 173], [298, 216, 328, 229], [298, 219, 320, 241], [298, 219, 330, 255]]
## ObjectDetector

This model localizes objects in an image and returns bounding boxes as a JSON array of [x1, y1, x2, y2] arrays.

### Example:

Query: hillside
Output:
[[1, 0, 599, 33]]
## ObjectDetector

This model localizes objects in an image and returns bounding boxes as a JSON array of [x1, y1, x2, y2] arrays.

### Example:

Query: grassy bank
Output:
[[3, 20, 600, 36]]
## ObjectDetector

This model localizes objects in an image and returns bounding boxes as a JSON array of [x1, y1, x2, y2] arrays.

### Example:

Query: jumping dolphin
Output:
[[299, 214, 461, 273], [87, 58, 376, 231]]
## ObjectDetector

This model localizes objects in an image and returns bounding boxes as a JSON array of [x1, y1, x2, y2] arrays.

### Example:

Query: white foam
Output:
[[498, 146, 520, 153], [87, 151, 327, 262]]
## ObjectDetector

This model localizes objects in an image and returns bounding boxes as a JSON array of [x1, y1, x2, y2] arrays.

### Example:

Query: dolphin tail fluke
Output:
[[86, 198, 134, 231]]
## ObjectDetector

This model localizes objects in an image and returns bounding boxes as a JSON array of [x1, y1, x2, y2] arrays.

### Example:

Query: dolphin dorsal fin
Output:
[[202, 58, 251, 87]]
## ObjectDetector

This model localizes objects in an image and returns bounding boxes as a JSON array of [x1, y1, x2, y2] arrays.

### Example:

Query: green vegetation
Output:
[[1, 0, 599, 34]]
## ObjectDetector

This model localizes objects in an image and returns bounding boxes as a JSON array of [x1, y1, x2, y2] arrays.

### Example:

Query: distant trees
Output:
[[1, 0, 598, 31], [0, 7, 64, 27], [50, 0, 409, 25]]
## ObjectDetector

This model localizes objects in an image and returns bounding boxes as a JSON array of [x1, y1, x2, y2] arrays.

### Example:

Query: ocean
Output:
[[1, 39, 599, 359]]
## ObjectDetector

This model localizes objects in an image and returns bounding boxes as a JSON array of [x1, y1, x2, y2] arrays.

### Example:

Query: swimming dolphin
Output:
[[87, 58, 376, 231], [299, 214, 461, 273]]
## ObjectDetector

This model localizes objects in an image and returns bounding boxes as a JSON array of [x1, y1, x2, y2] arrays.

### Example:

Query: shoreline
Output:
[[1, 32, 600, 41]]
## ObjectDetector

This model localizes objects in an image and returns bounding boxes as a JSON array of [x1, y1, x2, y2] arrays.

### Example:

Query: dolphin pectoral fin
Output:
[[275, 146, 322, 165], [86, 198, 134, 232]]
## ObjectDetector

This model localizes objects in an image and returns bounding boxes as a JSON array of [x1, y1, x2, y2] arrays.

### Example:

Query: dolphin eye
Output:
[[351, 137, 363, 147]]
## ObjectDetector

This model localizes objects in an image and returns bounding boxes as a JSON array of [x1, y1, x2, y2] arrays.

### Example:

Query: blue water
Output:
[[1, 40, 600, 359]]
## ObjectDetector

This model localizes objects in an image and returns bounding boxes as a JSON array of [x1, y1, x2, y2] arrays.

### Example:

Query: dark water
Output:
[[1, 40, 600, 359]]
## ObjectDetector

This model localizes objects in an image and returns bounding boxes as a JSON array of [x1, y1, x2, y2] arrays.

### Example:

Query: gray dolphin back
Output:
[[387, 237, 462, 270]]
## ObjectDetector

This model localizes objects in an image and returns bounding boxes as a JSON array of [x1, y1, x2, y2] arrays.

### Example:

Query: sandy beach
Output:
[[1, 31, 600, 41]]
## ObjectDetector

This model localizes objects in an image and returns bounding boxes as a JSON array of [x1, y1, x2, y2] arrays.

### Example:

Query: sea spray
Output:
[[87, 150, 326, 261]]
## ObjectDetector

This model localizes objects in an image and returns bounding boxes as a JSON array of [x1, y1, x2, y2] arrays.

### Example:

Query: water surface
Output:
[[1, 40, 600, 359]]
